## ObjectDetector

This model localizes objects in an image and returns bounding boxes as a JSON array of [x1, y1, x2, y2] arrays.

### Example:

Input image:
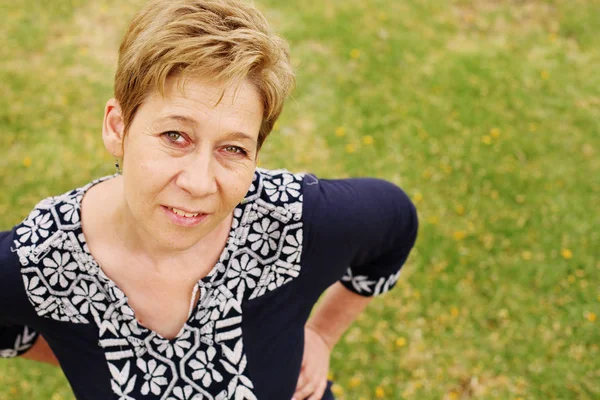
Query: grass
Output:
[[1, 0, 599, 398]]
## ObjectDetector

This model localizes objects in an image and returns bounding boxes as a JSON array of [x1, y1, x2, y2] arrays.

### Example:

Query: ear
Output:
[[102, 98, 125, 158]]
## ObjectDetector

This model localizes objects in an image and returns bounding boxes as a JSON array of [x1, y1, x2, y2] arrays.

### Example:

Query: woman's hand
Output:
[[292, 325, 332, 400]]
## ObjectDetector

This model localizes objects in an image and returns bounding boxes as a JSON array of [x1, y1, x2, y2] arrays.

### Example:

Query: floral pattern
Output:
[[0, 326, 38, 358], [15, 210, 53, 244]]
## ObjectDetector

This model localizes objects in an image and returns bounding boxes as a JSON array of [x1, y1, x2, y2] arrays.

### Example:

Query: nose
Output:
[[175, 151, 218, 198]]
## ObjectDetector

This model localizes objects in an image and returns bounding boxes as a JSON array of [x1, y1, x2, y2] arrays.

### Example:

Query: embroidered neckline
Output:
[[73, 174, 244, 341]]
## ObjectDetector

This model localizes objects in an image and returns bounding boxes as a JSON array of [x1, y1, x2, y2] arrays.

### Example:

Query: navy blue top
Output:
[[0, 169, 418, 400]]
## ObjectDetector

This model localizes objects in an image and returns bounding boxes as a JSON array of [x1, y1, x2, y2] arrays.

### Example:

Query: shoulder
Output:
[[245, 168, 305, 204], [302, 174, 417, 233], [12, 175, 115, 256], [240, 168, 306, 224]]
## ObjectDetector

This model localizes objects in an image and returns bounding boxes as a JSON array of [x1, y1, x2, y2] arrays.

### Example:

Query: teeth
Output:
[[171, 207, 199, 218]]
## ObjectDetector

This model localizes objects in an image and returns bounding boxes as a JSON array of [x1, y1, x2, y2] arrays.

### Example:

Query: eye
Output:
[[224, 146, 248, 156], [162, 131, 188, 145]]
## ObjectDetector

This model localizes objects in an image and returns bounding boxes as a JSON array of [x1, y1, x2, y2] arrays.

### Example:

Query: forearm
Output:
[[306, 282, 373, 350], [20, 335, 60, 366]]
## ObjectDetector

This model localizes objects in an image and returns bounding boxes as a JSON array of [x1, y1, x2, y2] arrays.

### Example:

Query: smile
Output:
[[162, 206, 209, 227], [169, 207, 200, 218]]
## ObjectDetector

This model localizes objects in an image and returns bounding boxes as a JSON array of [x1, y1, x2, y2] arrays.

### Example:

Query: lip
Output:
[[161, 205, 209, 227]]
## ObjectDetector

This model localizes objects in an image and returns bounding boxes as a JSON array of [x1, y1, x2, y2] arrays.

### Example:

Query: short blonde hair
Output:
[[115, 0, 295, 150]]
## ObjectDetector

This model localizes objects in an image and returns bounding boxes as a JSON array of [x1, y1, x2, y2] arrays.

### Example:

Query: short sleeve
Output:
[[0, 326, 39, 358], [302, 175, 418, 297], [0, 229, 41, 357]]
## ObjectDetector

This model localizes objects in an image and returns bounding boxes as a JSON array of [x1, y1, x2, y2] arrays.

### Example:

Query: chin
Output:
[[158, 235, 202, 252]]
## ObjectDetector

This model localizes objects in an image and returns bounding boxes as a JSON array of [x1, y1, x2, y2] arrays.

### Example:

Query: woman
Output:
[[0, 0, 418, 399]]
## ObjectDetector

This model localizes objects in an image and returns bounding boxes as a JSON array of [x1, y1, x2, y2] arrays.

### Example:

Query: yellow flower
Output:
[[327, 372, 334, 381], [490, 128, 501, 138], [455, 204, 465, 215], [451, 307, 460, 318], [586, 312, 596, 322], [482, 135, 492, 145], [335, 127, 346, 137], [395, 337, 407, 347], [375, 386, 385, 398], [362, 135, 374, 145], [448, 391, 459, 400], [453, 231, 467, 241], [541, 70, 550, 80], [567, 275, 575, 284], [521, 251, 532, 261], [331, 384, 344, 396], [349, 376, 362, 388], [427, 215, 439, 225], [561, 249, 573, 259], [23, 156, 32, 167], [345, 143, 356, 153], [350, 49, 361, 59], [413, 192, 423, 204]]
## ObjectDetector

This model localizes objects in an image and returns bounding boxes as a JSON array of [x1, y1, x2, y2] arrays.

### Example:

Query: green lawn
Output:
[[1, 0, 598, 399]]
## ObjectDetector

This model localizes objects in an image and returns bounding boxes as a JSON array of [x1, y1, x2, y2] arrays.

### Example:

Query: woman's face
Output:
[[110, 76, 262, 251]]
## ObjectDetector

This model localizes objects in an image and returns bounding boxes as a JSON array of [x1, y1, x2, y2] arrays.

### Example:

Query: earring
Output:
[[114, 156, 122, 175]]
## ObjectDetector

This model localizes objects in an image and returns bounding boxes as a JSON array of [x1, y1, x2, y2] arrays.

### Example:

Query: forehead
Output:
[[144, 75, 264, 129]]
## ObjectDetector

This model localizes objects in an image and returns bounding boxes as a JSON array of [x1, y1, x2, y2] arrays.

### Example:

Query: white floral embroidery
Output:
[[341, 267, 401, 296], [0, 326, 38, 359], [247, 218, 281, 256], [137, 358, 168, 395], [72, 281, 107, 315], [42, 251, 78, 288], [190, 346, 224, 388], [226, 254, 261, 300], [263, 174, 301, 202], [23, 275, 47, 304], [282, 230, 303, 263], [108, 361, 137, 400], [167, 385, 198, 400], [16, 210, 53, 244], [153, 331, 192, 358], [59, 200, 80, 224], [341, 268, 376, 294]]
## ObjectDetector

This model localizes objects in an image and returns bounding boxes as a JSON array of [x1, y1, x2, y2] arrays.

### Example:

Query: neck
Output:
[[109, 179, 231, 274]]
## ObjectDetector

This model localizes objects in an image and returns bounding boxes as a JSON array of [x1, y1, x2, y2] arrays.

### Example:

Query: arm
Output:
[[305, 282, 372, 351], [20, 335, 59, 366], [0, 229, 58, 365], [294, 176, 419, 400]]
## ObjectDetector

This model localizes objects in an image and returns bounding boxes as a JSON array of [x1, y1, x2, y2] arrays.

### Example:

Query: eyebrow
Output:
[[155, 114, 257, 144], [156, 114, 198, 126]]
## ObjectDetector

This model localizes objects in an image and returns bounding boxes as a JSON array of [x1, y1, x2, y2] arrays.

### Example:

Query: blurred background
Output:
[[0, 0, 598, 399]]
